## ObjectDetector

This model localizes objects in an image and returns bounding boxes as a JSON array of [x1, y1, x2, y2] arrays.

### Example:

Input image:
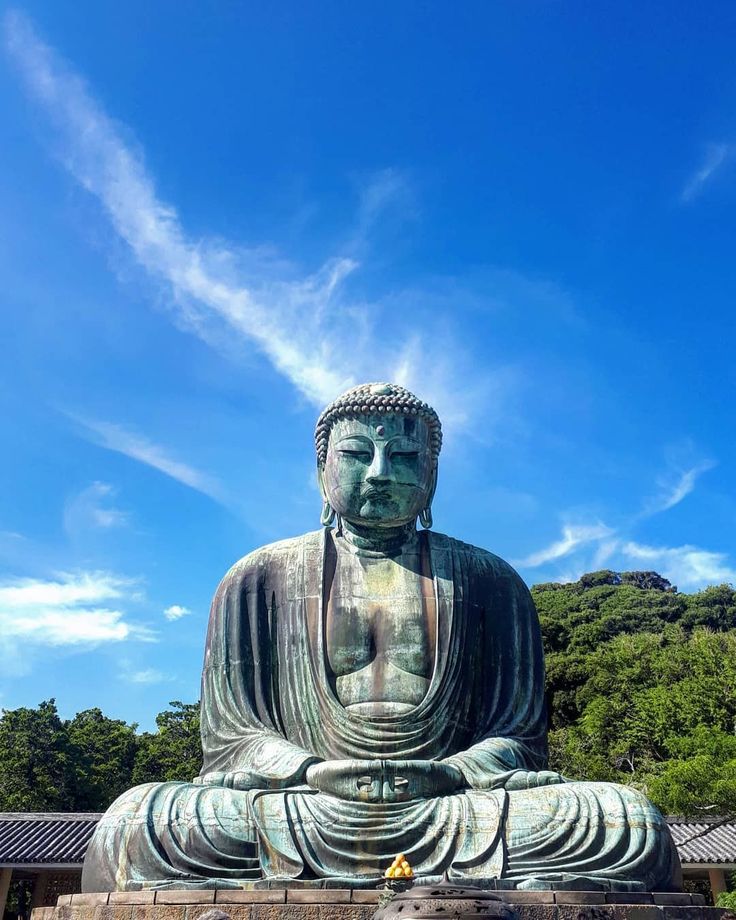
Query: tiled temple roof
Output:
[[667, 817, 736, 865], [0, 813, 102, 865]]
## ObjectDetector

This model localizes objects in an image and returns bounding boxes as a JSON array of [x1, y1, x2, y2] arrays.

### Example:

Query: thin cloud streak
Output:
[[3, 9, 352, 404], [3, 11, 485, 423], [539, 536, 736, 591], [124, 668, 170, 684], [642, 460, 715, 516], [64, 481, 130, 534], [516, 451, 731, 590], [519, 527, 736, 592], [681, 143, 733, 202], [515, 522, 613, 568], [68, 414, 224, 501]]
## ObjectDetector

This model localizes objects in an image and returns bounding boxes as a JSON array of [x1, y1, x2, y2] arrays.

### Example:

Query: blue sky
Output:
[[1, 2, 735, 728]]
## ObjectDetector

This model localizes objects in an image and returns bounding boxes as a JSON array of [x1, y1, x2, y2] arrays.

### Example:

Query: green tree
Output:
[[133, 701, 202, 785], [0, 699, 76, 810], [538, 571, 736, 823], [0, 699, 202, 811], [67, 708, 139, 810], [647, 727, 736, 817]]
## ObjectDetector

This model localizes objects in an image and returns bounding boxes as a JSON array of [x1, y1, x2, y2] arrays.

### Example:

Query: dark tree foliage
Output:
[[67, 709, 139, 810], [132, 701, 202, 785], [535, 571, 736, 817], [0, 700, 77, 810], [0, 700, 201, 812]]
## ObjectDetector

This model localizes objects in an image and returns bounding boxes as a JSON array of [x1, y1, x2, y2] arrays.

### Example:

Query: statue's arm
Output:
[[442, 739, 562, 790], [440, 555, 555, 790], [198, 556, 323, 787], [194, 761, 320, 790], [198, 674, 322, 787]]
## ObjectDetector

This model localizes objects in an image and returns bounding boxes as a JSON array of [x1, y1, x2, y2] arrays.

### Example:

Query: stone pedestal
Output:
[[33, 888, 731, 920]]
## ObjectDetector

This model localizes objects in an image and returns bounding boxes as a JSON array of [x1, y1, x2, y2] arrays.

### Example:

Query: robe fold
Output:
[[81, 529, 680, 892]]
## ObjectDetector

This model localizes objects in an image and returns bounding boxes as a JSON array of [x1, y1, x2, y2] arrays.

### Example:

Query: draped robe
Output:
[[82, 530, 680, 892]]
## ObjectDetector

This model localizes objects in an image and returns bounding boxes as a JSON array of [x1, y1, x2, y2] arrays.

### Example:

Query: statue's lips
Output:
[[361, 487, 393, 500]]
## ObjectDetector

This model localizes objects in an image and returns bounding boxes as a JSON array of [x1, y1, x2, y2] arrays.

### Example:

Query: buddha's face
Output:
[[321, 413, 434, 528]]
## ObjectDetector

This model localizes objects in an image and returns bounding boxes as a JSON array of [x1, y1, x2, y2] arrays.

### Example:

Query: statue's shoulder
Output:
[[221, 530, 323, 584], [429, 531, 527, 585]]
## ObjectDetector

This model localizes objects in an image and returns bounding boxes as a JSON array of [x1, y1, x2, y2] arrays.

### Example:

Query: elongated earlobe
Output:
[[419, 506, 433, 529], [317, 464, 335, 527]]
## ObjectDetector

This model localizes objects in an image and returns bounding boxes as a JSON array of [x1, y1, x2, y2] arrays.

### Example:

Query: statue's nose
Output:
[[366, 447, 391, 482]]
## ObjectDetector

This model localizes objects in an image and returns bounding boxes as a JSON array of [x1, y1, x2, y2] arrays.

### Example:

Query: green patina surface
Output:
[[81, 383, 681, 893]]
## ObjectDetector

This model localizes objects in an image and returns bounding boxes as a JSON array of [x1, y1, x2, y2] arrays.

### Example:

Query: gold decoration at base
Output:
[[384, 852, 414, 879]]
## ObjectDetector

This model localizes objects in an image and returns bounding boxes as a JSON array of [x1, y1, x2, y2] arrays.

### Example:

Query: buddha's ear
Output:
[[420, 465, 439, 530], [317, 464, 327, 501], [317, 465, 336, 527], [427, 464, 438, 504]]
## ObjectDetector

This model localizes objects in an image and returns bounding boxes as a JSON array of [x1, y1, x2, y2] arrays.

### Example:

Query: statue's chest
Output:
[[324, 549, 435, 711]]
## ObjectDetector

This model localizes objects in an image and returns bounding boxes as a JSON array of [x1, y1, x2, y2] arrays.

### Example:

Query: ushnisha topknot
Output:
[[315, 382, 443, 468]]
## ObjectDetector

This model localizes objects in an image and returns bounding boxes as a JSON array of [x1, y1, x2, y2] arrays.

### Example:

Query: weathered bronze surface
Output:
[[81, 383, 682, 892]]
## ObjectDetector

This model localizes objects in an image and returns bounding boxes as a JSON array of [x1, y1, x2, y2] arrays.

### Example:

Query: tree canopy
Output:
[[536, 571, 736, 817], [0, 700, 201, 812]]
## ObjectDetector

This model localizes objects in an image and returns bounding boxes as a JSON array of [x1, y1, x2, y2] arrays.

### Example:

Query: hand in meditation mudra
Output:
[[83, 383, 680, 892]]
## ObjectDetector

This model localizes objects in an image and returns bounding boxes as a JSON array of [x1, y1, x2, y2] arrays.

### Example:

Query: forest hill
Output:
[[535, 569, 736, 819], [1, 570, 735, 820]]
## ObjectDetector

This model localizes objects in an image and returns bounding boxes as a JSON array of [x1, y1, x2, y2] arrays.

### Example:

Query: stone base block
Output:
[[32, 891, 731, 920]]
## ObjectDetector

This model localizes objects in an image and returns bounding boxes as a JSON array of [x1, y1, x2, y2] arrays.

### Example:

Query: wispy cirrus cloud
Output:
[[117, 657, 172, 684], [514, 522, 613, 568], [2, 10, 491, 427], [67, 414, 223, 501], [124, 668, 170, 684], [350, 167, 417, 252], [642, 460, 716, 516], [514, 450, 732, 590], [64, 481, 130, 534], [681, 143, 733, 203], [519, 527, 736, 591]]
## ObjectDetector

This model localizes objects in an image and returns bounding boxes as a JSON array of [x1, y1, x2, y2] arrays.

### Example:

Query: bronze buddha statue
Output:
[[82, 382, 680, 892]]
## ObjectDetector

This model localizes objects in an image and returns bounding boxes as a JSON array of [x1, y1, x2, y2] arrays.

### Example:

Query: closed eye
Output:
[[339, 449, 372, 460], [391, 450, 419, 458]]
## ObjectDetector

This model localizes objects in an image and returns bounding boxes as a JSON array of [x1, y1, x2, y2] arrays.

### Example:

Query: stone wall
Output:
[[32, 888, 728, 920]]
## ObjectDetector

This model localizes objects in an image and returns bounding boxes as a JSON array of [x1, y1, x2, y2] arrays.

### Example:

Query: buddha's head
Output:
[[315, 382, 442, 530]]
